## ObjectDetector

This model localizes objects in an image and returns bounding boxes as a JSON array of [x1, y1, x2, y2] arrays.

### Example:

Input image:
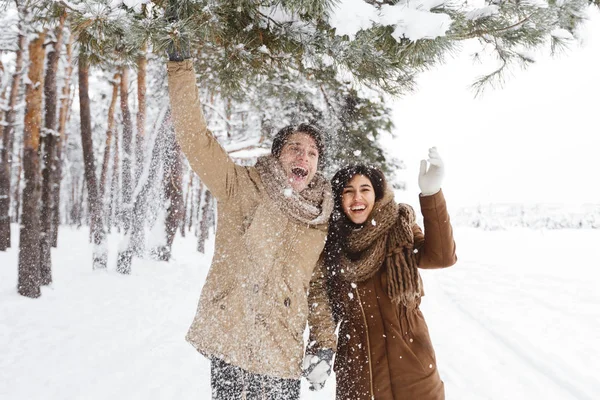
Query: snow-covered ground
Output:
[[1, 224, 598, 399]]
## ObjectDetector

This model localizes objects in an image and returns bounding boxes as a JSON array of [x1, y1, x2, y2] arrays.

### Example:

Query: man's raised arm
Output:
[[165, 2, 246, 200], [167, 60, 244, 200]]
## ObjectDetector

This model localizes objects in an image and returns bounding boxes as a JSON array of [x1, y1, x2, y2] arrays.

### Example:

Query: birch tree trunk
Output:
[[78, 54, 107, 270], [18, 32, 46, 298], [0, 29, 25, 251], [40, 13, 66, 285]]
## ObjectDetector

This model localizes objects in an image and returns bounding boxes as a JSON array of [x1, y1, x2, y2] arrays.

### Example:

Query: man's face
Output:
[[278, 132, 319, 192]]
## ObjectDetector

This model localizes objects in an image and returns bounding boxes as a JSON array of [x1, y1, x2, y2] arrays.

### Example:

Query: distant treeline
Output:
[[453, 204, 600, 230]]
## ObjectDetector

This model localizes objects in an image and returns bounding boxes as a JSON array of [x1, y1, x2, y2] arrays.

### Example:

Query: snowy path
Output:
[[422, 229, 600, 400], [1, 225, 598, 399]]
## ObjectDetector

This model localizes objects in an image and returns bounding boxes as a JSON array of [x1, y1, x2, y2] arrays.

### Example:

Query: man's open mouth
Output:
[[291, 167, 308, 178]]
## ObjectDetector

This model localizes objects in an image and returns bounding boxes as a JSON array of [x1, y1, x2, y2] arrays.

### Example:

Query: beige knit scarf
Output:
[[340, 187, 423, 309], [255, 155, 333, 229]]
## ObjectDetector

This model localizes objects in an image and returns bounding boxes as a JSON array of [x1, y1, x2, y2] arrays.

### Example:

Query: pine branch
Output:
[[450, 15, 533, 40]]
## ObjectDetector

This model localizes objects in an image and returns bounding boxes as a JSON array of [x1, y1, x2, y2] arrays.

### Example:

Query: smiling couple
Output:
[[167, 57, 457, 399]]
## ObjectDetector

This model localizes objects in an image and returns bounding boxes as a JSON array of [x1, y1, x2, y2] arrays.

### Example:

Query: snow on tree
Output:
[[0, 0, 597, 294]]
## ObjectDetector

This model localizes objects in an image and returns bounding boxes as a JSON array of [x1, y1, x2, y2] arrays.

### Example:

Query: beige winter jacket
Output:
[[167, 60, 336, 379]]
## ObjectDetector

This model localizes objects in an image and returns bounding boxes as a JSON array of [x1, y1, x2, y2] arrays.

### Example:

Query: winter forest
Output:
[[1, 0, 600, 399]]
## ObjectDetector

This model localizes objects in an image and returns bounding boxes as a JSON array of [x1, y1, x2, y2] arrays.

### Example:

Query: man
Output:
[[166, 29, 336, 400]]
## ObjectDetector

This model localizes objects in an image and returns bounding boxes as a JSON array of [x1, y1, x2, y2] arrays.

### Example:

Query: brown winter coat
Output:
[[309, 190, 457, 399], [167, 60, 335, 379]]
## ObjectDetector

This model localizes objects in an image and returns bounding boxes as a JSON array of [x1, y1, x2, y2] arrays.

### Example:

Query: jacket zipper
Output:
[[355, 287, 375, 400]]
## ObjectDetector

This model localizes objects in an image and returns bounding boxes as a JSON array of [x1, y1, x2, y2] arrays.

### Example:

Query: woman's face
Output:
[[341, 174, 376, 225]]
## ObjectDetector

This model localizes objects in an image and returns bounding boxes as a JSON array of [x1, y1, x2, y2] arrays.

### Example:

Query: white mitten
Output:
[[418, 147, 444, 196], [302, 348, 334, 391]]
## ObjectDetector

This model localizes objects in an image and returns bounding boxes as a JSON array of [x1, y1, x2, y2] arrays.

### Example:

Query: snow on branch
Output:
[[328, 0, 453, 41]]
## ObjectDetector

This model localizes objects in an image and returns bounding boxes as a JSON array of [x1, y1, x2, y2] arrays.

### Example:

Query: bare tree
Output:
[[40, 11, 66, 285], [70, 178, 84, 227], [119, 66, 133, 232], [0, 27, 25, 251], [159, 126, 184, 261], [51, 34, 74, 248], [13, 150, 22, 224], [181, 173, 193, 237], [78, 54, 107, 270], [108, 118, 120, 232], [135, 45, 147, 184], [194, 179, 203, 237], [99, 72, 120, 203], [18, 31, 46, 298], [197, 189, 213, 254]]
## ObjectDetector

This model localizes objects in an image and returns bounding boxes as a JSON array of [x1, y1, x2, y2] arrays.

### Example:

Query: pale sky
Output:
[[385, 7, 600, 208]]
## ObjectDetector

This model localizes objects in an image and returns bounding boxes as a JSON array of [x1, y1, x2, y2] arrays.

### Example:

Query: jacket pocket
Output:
[[406, 308, 437, 372]]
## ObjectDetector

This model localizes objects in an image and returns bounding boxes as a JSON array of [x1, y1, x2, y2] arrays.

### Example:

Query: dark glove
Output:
[[165, 0, 191, 61], [302, 348, 334, 391]]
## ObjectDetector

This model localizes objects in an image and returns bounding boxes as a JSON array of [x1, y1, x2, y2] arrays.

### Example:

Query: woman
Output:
[[306, 148, 457, 399]]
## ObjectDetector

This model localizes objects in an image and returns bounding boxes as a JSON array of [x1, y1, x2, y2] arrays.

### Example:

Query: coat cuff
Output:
[[419, 189, 446, 212]]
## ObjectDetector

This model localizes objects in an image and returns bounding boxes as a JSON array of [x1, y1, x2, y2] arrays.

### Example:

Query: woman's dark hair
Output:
[[324, 164, 387, 322]]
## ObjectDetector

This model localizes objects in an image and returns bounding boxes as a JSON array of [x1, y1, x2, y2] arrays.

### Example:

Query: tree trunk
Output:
[[78, 55, 107, 270], [135, 46, 147, 185], [70, 180, 78, 225], [71, 178, 85, 228], [13, 151, 22, 224], [0, 29, 25, 251], [181, 173, 193, 237], [197, 189, 213, 254], [0, 59, 5, 95], [18, 32, 46, 298], [40, 13, 66, 285], [194, 179, 203, 236], [99, 73, 119, 203], [160, 129, 184, 261], [108, 122, 120, 233], [188, 175, 196, 234], [119, 66, 133, 232], [52, 34, 74, 247]]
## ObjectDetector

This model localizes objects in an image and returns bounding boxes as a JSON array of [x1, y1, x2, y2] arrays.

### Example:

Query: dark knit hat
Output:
[[271, 123, 326, 167]]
